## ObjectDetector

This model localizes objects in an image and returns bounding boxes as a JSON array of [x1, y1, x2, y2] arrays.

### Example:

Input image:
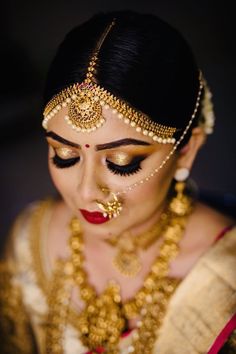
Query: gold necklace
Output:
[[46, 195, 193, 353], [106, 207, 170, 277]]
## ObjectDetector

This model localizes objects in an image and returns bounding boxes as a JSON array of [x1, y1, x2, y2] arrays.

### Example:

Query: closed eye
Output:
[[106, 156, 146, 176], [51, 153, 80, 169]]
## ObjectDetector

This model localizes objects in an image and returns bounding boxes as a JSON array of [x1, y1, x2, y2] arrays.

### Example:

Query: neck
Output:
[[81, 199, 167, 250]]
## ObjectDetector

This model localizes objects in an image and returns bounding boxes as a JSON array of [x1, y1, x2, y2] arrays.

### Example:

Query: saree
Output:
[[0, 199, 236, 353]]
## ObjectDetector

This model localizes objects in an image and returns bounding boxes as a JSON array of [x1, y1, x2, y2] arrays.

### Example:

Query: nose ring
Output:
[[96, 190, 123, 219]]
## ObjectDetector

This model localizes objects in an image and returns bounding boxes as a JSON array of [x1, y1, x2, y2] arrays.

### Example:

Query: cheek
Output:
[[48, 159, 75, 197], [127, 160, 175, 210]]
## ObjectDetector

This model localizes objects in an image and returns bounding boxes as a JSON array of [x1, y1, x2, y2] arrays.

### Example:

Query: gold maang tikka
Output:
[[42, 19, 177, 144]]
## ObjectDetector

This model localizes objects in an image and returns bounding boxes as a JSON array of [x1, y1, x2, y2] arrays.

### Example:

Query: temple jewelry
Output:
[[96, 192, 122, 219], [45, 193, 193, 353], [106, 205, 170, 277]]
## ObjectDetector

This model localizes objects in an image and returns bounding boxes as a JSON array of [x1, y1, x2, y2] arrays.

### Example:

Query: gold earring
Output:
[[169, 167, 192, 216], [96, 192, 123, 219]]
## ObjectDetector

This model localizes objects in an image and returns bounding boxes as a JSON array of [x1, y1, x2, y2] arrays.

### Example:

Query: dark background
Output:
[[1, 0, 236, 241]]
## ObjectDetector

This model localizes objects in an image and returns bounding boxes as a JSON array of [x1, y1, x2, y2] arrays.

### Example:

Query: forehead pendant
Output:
[[67, 84, 103, 132]]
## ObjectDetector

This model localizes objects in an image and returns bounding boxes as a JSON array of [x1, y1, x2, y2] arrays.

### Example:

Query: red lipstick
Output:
[[79, 209, 109, 224]]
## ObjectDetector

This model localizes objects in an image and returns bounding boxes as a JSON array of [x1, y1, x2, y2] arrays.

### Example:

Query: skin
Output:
[[45, 106, 233, 311]]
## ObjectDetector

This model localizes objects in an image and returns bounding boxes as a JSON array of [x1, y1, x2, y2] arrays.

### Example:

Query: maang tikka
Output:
[[43, 19, 177, 144]]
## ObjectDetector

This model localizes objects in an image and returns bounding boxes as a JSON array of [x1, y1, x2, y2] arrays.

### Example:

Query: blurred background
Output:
[[1, 0, 236, 243]]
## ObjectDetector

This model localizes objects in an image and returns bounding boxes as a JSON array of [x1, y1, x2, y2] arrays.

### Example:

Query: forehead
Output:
[[46, 106, 155, 146]]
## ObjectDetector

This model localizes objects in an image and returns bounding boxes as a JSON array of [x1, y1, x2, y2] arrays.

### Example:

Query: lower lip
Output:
[[79, 209, 110, 224]]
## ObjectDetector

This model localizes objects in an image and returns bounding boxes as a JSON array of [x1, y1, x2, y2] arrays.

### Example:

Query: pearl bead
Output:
[[130, 121, 136, 127], [174, 167, 189, 182], [124, 118, 130, 124], [136, 127, 141, 132]]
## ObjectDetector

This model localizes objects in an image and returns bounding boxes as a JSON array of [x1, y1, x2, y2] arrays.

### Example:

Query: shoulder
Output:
[[1, 198, 55, 262], [183, 201, 235, 252]]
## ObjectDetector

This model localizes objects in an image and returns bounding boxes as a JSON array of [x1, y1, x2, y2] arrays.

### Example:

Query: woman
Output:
[[0, 10, 235, 354]]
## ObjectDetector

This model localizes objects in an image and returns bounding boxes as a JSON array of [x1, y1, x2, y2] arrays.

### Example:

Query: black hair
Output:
[[44, 10, 201, 142]]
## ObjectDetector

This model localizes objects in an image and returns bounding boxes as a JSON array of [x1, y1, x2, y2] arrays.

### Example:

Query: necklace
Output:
[[45, 196, 193, 353], [106, 207, 170, 277]]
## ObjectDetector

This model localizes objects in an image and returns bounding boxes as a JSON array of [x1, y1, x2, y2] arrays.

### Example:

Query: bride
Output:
[[0, 10, 235, 354]]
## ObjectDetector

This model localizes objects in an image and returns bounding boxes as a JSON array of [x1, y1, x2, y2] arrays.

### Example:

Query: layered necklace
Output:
[[45, 191, 192, 353]]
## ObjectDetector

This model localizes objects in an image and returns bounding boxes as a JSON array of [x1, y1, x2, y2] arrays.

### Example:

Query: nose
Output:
[[77, 160, 106, 205]]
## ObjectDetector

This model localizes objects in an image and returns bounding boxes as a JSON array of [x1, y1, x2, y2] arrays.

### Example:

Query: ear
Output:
[[177, 127, 206, 170]]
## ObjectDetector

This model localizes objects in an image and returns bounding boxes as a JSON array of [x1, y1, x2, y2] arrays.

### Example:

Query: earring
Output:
[[169, 167, 192, 216], [96, 191, 123, 219]]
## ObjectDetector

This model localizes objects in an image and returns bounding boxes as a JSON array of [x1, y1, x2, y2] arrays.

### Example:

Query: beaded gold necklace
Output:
[[45, 197, 192, 353]]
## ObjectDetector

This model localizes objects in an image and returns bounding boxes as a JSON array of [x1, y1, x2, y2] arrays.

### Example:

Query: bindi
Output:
[[85, 144, 90, 148]]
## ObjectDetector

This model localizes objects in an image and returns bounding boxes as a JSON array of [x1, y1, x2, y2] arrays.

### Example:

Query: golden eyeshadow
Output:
[[108, 152, 133, 166], [55, 147, 79, 159]]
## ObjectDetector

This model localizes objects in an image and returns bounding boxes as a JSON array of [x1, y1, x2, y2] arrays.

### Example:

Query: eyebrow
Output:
[[45, 131, 80, 148], [45, 131, 151, 150], [96, 139, 150, 151]]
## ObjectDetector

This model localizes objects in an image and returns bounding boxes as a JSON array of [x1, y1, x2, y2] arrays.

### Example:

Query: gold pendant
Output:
[[113, 250, 141, 277]]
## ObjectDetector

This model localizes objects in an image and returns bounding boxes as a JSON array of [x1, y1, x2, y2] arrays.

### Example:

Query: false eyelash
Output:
[[106, 156, 146, 177], [51, 153, 80, 169]]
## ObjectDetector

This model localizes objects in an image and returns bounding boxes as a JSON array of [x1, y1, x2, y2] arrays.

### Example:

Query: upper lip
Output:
[[79, 209, 104, 216]]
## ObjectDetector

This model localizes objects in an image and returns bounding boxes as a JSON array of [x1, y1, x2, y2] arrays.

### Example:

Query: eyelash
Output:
[[106, 156, 145, 176], [51, 153, 146, 176], [51, 154, 80, 169]]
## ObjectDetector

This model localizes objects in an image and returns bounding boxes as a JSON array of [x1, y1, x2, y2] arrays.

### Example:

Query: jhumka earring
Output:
[[169, 167, 192, 216], [96, 188, 123, 219]]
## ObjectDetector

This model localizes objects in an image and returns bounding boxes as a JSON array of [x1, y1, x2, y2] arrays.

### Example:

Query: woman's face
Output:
[[46, 107, 178, 238]]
